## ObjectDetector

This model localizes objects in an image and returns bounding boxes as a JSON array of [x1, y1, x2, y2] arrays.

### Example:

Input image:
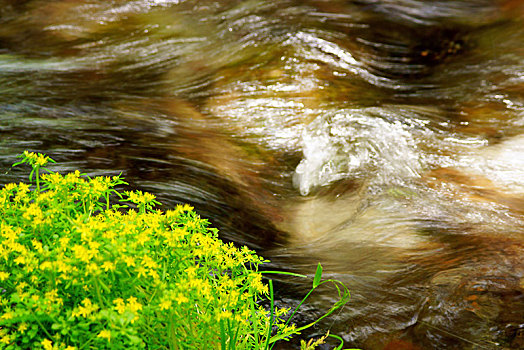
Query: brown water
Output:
[[1, 0, 524, 348]]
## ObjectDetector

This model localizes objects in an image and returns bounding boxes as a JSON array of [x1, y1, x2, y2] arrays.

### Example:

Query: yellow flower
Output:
[[16, 281, 28, 291], [14, 182, 30, 202], [72, 298, 98, 318], [189, 278, 205, 289], [41, 172, 63, 185], [113, 298, 126, 314], [136, 266, 147, 278], [174, 294, 188, 304], [0, 335, 11, 344], [143, 192, 156, 203], [148, 269, 160, 282], [159, 300, 172, 311], [18, 182, 30, 192], [20, 151, 50, 167], [135, 231, 150, 246], [86, 262, 99, 274], [56, 260, 71, 273], [72, 244, 92, 263], [249, 273, 268, 295], [41, 339, 53, 350], [88, 240, 100, 250], [76, 224, 94, 242], [59, 236, 70, 248], [3, 183, 16, 191], [14, 255, 26, 265], [32, 239, 44, 253], [22, 203, 43, 222], [90, 177, 108, 194], [97, 330, 111, 342], [18, 323, 28, 333], [141, 255, 158, 269], [102, 230, 116, 241], [126, 296, 142, 313], [36, 191, 55, 204], [0, 271, 9, 281], [127, 190, 157, 206], [101, 261, 116, 272], [65, 170, 81, 182], [45, 289, 59, 299], [1, 311, 14, 320], [282, 323, 297, 334], [185, 266, 197, 277], [123, 256, 135, 267], [276, 307, 290, 317], [241, 308, 251, 319], [40, 261, 53, 271], [217, 310, 232, 321]]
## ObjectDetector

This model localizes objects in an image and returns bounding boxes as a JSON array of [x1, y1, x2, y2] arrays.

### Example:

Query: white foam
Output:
[[293, 107, 428, 195]]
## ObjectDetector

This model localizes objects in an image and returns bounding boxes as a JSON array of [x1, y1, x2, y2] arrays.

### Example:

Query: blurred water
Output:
[[1, 0, 523, 348]]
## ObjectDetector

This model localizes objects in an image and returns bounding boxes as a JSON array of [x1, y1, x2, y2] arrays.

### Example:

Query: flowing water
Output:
[[1, 0, 524, 348]]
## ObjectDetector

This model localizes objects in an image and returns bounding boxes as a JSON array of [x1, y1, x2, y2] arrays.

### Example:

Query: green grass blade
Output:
[[313, 263, 323, 289]]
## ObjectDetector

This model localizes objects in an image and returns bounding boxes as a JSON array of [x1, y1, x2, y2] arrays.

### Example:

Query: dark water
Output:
[[1, 0, 524, 348]]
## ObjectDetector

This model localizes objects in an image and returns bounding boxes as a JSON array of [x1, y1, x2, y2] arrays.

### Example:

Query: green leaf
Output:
[[260, 270, 308, 278], [313, 263, 322, 288]]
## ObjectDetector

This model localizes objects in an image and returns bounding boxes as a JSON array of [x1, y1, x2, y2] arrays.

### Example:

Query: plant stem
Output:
[[35, 166, 40, 193]]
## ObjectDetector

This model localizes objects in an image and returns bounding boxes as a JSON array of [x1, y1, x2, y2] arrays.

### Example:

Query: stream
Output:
[[1, 0, 523, 348]]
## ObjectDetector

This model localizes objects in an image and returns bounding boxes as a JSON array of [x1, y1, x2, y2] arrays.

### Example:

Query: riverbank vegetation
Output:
[[0, 152, 350, 349]]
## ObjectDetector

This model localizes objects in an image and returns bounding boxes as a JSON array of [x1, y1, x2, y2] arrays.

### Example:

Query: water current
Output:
[[1, 0, 523, 348]]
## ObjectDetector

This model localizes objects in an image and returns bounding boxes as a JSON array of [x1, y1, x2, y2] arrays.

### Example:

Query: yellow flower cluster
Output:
[[0, 158, 293, 349], [71, 298, 99, 319], [20, 151, 51, 168], [113, 296, 143, 323]]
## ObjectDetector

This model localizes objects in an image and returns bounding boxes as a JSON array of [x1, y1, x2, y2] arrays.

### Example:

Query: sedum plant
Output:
[[0, 151, 350, 350]]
